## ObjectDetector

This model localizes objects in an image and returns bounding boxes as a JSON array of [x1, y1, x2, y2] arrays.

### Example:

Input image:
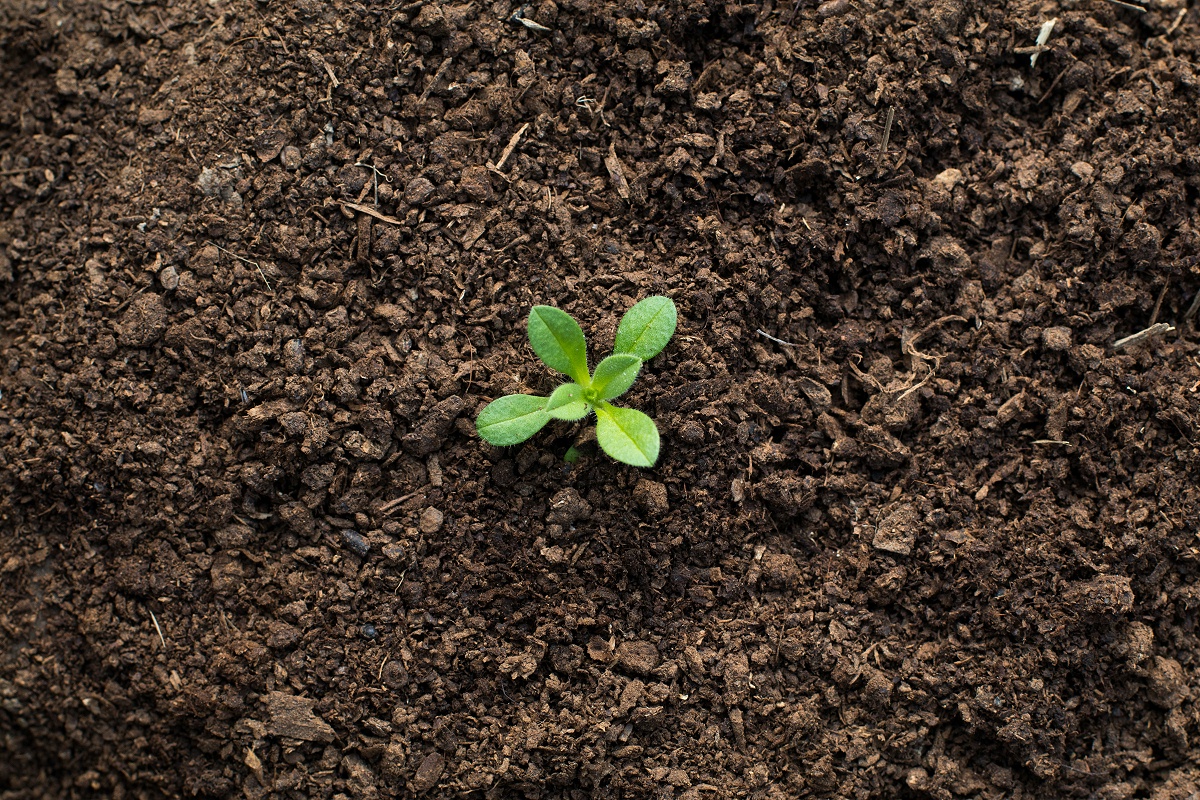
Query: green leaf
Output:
[[590, 354, 642, 401], [476, 394, 550, 446], [613, 296, 677, 361], [545, 383, 591, 421], [595, 402, 660, 467], [528, 306, 589, 384]]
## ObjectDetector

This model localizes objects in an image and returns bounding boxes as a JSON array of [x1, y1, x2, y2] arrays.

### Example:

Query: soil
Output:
[[3, 0, 1200, 797]]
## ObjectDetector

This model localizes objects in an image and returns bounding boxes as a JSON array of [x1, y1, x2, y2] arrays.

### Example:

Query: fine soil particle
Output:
[[3, 0, 1200, 798]]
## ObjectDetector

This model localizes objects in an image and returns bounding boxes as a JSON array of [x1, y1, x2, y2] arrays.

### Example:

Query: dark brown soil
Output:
[[4, 0, 1200, 797]]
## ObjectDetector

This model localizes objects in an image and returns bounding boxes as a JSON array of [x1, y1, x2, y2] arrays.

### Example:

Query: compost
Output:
[[3, 0, 1200, 797]]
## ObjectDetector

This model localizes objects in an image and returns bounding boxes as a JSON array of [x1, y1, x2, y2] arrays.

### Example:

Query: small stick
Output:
[[111, 284, 150, 315], [1112, 322, 1174, 351], [1102, 0, 1146, 12], [340, 201, 405, 226], [419, 57, 453, 103], [1149, 278, 1171, 327], [879, 107, 895, 155], [354, 162, 391, 206], [323, 62, 340, 88], [497, 233, 530, 253], [589, 85, 611, 130], [1167, 7, 1187, 35], [756, 329, 802, 348], [1185, 290, 1200, 322], [379, 485, 429, 515], [149, 609, 166, 647], [1037, 67, 1069, 104], [377, 651, 396, 682], [785, 0, 803, 26], [494, 123, 529, 171]]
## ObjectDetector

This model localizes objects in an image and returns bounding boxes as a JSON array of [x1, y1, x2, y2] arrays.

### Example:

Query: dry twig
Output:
[[1112, 322, 1174, 351], [341, 201, 405, 226]]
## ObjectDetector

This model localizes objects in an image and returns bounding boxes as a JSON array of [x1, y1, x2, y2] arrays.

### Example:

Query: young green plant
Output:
[[476, 296, 677, 467]]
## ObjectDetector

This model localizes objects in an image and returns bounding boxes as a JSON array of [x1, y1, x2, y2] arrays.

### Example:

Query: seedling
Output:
[[476, 296, 677, 467]]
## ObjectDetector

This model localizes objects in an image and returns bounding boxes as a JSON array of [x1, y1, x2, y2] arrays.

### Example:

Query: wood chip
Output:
[[605, 143, 631, 200], [411, 752, 446, 792], [264, 692, 334, 742], [493, 122, 529, 171], [461, 210, 497, 249]]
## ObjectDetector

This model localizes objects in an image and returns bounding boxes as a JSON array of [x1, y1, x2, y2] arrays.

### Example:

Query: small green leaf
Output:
[[564, 441, 598, 464], [613, 296, 677, 361], [528, 306, 589, 384], [590, 354, 642, 401], [476, 394, 550, 446], [595, 402, 660, 467], [546, 383, 591, 421]]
